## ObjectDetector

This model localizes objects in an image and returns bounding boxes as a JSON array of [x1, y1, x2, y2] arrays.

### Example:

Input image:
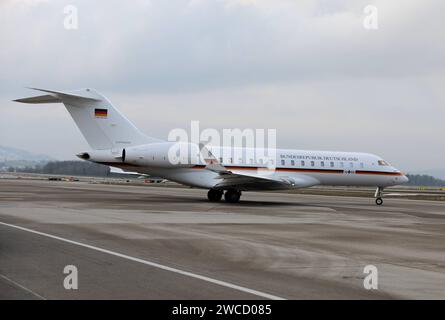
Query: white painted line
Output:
[[0, 274, 46, 300], [0, 221, 285, 300]]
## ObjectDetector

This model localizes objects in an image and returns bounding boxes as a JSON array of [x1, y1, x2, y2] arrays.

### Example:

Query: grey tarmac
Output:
[[0, 179, 444, 299]]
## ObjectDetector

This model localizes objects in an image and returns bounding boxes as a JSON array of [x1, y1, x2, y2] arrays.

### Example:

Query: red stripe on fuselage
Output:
[[191, 165, 403, 176]]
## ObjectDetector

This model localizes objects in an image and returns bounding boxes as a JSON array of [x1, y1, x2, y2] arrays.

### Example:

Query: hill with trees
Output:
[[10, 161, 110, 177], [406, 174, 445, 187]]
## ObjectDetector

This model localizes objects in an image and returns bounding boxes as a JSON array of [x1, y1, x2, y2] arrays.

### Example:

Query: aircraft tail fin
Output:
[[14, 88, 161, 150]]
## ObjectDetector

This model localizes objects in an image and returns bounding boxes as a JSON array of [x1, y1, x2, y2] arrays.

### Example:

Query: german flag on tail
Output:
[[94, 108, 108, 118]]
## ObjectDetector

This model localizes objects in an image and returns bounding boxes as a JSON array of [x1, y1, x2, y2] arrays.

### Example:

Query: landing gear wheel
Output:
[[224, 189, 241, 203], [374, 187, 384, 206], [375, 197, 383, 205], [207, 189, 223, 202]]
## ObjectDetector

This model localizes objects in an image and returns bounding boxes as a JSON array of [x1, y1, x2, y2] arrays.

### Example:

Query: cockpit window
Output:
[[378, 160, 390, 166]]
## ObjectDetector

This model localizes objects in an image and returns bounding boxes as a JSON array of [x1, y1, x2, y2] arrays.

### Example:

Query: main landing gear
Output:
[[207, 189, 241, 203], [224, 189, 242, 203], [374, 187, 384, 205], [207, 189, 223, 202]]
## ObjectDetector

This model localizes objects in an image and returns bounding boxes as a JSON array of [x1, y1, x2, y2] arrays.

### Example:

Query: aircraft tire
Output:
[[224, 189, 241, 203], [207, 189, 223, 202]]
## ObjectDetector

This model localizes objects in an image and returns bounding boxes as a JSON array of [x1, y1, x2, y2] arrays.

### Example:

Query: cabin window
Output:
[[229, 158, 233, 164], [219, 157, 223, 163], [311, 161, 315, 167], [291, 160, 295, 166], [340, 162, 344, 168], [281, 160, 285, 166], [360, 162, 364, 168], [301, 160, 305, 166], [320, 161, 325, 167], [349, 162, 354, 168], [330, 161, 334, 167]]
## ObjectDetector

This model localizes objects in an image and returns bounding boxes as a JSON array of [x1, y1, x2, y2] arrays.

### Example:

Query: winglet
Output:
[[199, 144, 229, 173]]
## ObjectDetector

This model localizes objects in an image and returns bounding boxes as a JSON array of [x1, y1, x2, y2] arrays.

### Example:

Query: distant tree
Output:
[[406, 174, 445, 187], [15, 161, 110, 177]]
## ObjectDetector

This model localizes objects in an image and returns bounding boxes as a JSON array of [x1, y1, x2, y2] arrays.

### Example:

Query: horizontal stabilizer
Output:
[[14, 87, 101, 104], [14, 94, 61, 104]]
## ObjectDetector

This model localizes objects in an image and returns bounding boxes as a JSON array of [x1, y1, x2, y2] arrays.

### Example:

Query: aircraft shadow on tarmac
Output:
[[146, 194, 324, 208]]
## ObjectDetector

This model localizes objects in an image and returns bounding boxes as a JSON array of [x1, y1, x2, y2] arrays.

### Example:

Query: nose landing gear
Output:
[[374, 187, 384, 205]]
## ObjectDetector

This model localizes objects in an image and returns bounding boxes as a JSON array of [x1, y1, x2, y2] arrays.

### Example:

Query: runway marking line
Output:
[[0, 221, 285, 300], [0, 274, 46, 300]]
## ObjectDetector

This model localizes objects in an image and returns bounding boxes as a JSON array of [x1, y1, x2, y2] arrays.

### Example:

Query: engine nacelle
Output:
[[124, 142, 201, 168], [76, 149, 121, 163]]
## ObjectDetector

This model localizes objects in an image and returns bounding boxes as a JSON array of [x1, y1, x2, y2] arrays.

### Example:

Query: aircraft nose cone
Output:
[[402, 174, 409, 184]]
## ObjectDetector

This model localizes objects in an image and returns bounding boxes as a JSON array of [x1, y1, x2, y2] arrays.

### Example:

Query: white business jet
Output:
[[15, 88, 408, 205]]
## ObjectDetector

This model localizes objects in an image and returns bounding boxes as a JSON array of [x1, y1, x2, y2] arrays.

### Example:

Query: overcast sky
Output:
[[1, 0, 444, 171]]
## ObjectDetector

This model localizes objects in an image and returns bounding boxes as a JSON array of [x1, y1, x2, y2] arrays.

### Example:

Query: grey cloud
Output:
[[1, 0, 444, 170], [1, 0, 444, 93]]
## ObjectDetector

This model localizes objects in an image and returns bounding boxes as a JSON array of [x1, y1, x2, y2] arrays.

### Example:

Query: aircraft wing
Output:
[[198, 144, 319, 190], [214, 170, 291, 190], [109, 166, 146, 176], [213, 169, 320, 190]]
